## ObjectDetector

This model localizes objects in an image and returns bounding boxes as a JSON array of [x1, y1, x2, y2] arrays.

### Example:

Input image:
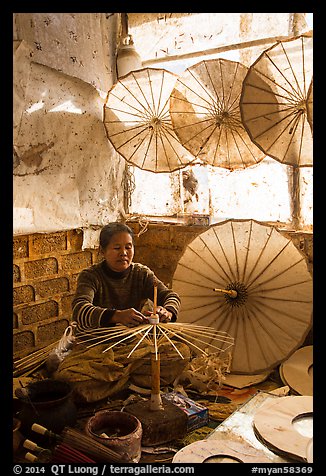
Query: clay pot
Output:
[[15, 379, 77, 437], [86, 411, 142, 463]]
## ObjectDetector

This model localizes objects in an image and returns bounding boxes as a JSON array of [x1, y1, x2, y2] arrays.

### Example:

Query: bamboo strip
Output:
[[156, 325, 185, 359], [153, 278, 158, 315], [163, 324, 234, 349], [127, 325, 154, 358], [102, 325, 153, 353]]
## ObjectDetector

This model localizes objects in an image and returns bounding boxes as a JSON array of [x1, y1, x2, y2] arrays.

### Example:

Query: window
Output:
[[127, 13, 313, 231]]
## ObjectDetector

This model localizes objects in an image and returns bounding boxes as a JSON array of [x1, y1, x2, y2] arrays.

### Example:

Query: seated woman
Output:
[[54, 222, 190, 403]]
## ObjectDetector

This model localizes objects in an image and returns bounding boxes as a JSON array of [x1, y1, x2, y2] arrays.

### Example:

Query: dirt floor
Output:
[[13, 370, 285, 464]]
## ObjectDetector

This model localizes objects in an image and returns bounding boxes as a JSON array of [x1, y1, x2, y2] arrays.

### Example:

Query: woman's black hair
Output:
[[99, 222, 134, 249]]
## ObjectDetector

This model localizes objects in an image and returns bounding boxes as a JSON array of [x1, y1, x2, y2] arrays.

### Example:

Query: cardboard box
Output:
[[162, 391, 209, 432]]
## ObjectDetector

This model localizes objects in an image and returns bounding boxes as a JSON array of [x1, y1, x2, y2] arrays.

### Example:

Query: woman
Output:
[[73, 222, 180, 331], [54, 222, 190, 403]]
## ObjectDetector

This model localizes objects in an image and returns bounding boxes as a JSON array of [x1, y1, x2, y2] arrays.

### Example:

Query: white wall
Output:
[[13, 13, 126, 234]]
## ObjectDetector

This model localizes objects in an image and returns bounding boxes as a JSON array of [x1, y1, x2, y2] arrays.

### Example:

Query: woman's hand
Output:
[[155, 306, 173, 323], [112, 308, 147, 327]]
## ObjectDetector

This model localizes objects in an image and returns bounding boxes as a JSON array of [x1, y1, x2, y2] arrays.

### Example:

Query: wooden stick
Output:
[[153, 277, 158, 315], [213, 288, 238, 298], [127, 325, 153, 358], [156, 325, 185, 359], [150, 344, 163, 411], [102, 325, 153, 353]]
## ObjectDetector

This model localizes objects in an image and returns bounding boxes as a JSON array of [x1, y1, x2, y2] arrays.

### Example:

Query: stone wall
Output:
[[13, 224, 313, 358]]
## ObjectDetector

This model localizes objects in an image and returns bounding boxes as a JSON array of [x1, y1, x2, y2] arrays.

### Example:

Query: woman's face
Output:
[[102, 232, 134, 272]]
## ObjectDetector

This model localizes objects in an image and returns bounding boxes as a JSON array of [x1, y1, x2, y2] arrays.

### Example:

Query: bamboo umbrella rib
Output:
[[173, 75, 216, 111], [127, 325, 154, 358], [257, 48, 304, 102], [225, 126, 232, 168], [186, 121, 218, 151], [106, 107, 149, 123], [103, 324, 150, 352], [247, 301, 288, 352], [209, 60, 225, 108], [249, 252, 307, 288], [156, 71, 174, 119], [169, 325, 234, 346], [242, 305, 267, 370], [198, 233, 235, 282], [230, 221, 241, 282], [210, 228, 238, 283], [252, 294, 312, 305], [156, 326, 189, 358], [252, 299, 312, 325], [206, 305, 237, 347], [139, 128, 155, 169], [88, 325, 152, 352], [14, 343, 56, 365], [248, 300, 303, 345], [300, 38, 308, 96], [170, 96, 212, 117], [176, 300, 228, 328], [116, 127, 152, 158], [159, 327, 209, 355], [176, 257, 224, 288], [143, 69, 159, 115], [150, 70, 161, 117], [279, 40, 305, 98], [249, 278, 312, 295], [136, 70, 158, 117], [246, 237, 292, 288], [229, 127, 262, 166], [248, 260, 310, 292], [296, 115, 306, 165], [163, 325, 230, 353], [231, 307, 252, 370], [171, 322, 233, 336], [210, 124, 224, 165], [159, 120, 192, 155], [218, 61, 228, 110], [77, 325, 146, 346], [108, 90, 152, 122], [106, 121, 149, 139], [157, 126, 181, 169], [121, 75, 155, 118], [225, 67, 243, 111], [248, 67, 302, 103], [244, 226, 274, 285], [178, 293, 224, 301], [164, 327, 233, 350], [250, 107, 301, 144], [169, 323, 235, 344], [240, 220, 253, 283]]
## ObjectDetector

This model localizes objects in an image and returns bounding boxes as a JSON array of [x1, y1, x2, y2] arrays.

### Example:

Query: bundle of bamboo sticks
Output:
[[32, 423, 123, 463]]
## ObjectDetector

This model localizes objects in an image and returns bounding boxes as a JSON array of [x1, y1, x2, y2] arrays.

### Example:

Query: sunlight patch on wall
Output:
[[208, 158, 292, 223], [300, 167, 313, 229]]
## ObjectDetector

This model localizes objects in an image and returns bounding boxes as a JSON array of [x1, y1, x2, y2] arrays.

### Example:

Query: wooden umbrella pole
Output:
[[213, 288, 238, 298], [150, 326, 163, 411], [153, 277, 158, 314]]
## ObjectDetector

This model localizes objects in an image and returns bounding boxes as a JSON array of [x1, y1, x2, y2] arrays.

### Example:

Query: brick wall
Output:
[[13, 224, 313, 358], [13, 229, 100, 358]]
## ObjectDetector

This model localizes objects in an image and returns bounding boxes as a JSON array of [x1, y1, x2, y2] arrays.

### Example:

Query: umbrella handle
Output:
[[213, 288, 238, 298]]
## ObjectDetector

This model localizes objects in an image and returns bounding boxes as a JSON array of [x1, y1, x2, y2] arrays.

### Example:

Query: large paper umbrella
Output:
[[103, 67, 195, 173], [306, 79, 313, 134], [169, 58, 266, 170], [172, 219, 313, 374], [240, 34, 313, 167]]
